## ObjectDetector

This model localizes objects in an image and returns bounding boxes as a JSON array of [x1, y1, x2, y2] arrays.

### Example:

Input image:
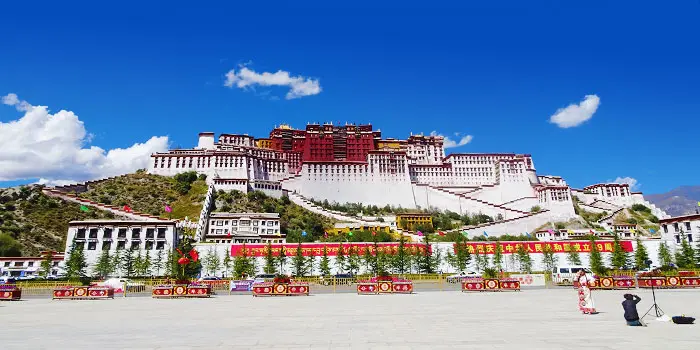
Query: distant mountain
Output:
[[647, 186, 700, 217]]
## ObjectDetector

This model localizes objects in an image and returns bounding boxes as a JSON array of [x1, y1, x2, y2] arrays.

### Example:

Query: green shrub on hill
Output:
[[0, 186, 113, 256], [77, 172, 207, 219]]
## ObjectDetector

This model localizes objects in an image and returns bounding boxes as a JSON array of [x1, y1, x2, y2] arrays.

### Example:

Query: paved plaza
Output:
[[1, 288, 699, 349]]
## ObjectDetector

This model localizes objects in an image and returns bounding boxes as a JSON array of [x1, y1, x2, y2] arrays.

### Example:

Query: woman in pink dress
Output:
[[575, 270, 597, 314]]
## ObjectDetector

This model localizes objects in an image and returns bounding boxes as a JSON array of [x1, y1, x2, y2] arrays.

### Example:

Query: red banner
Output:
[[454, 241, 634, 255], [231, 243, 428, 257]]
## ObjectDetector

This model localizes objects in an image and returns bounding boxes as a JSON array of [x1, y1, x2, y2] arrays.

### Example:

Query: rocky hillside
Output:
[[647, 185, 700, 217], [76, 171, 208, 220], [0, 186, 114, 256]]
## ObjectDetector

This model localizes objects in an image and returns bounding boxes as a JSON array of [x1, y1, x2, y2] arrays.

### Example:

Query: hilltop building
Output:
[[148, 122, 667, 237]]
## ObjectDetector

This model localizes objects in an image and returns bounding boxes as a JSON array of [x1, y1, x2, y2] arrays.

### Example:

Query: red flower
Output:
[[178, 257, 190, 265]]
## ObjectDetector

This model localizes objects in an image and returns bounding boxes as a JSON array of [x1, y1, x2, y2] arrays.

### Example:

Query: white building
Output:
[[64, 220, 178, 266], [0, 251, 64, 279], [206, 212, 285, 244], [660, 213, 700, 245]]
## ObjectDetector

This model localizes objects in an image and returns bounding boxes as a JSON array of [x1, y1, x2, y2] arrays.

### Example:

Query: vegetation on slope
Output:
[[0, 186, 114, 256], [77, 170, 208, 220], [213, 190, 337, 242], [307, 198, 496, 231]]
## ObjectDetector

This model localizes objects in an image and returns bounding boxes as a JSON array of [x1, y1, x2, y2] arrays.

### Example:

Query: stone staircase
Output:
[[447, 209, 553, 237], [429, 185, 530, 216], [284, 191, 378, 224]]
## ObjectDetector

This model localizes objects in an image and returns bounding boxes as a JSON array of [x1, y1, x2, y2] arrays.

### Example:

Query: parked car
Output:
[[446, 271, 480, 283], [551, 266, 593, 285], [99, 278, 145, 292], [198, 276, 221, 281], [253, 274, 276, 283], [0, 276, 17, 284]]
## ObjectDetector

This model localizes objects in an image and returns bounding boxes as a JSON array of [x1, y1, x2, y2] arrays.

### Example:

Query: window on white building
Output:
[[88, 242, 97, 250]]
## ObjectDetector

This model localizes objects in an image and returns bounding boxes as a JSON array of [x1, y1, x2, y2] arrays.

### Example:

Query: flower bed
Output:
[[0, 285, 21, 301], [574, 276, 636, 290], [461, 278, 520, 292], [356, 278, 414, 295], [637, 276, 700, 289], [53, 286, 115, 300], [252, 281, 309, 296], [152, 284, 211, 298]]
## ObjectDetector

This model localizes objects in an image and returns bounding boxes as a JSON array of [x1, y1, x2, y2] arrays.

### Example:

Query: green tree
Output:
[[93, 249, 112, 278], [164, 249, 176, 277], [515, 245, 532, 273], [675, 233, 696, 269], [492, 241, 503, 271], [610, 234, 631, 270], [541, 245, 558, 274], [233, 243, 256, 278], [204, 248, 221, 276], [588, 238, 607, 275], [418, 234, 435, 274], [121, 249, 136, 277], [658, 241, 674, 267], [335, 243, 347, 274], [65, 239, 87, 280], [565, 245, 581, 265], [222, 253, 233, 278], [133, 251, 144, 277], [39, 251, 55, 278], [142, 251, 152, 276], [319, 245, 331, 276], [112, 250, 123, 276], [276, 246, 288, 274], [362, 245, 374, 274], [0, 233, 22, 257], [263, 241, 277, 274], [292, 241, 309, 276], [153, 249, 165, 276], [392, 236, 409, 274], [346, 245, 361, 275], [633, 237, 650, 270]]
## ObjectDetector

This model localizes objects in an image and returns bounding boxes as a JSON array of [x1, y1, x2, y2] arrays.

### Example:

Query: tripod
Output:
[[642, 278, 665, 318]]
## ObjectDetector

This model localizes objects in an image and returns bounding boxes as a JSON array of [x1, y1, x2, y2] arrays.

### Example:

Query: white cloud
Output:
[[430, 131, 473, 149], [0, 93, 169, 184], [224, 65, 322, 99], [613, 176, 639, 190], [549, 94, 600, 128]]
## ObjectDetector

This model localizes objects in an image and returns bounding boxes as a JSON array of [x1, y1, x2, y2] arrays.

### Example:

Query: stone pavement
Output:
[[1, 288, 699, 349]]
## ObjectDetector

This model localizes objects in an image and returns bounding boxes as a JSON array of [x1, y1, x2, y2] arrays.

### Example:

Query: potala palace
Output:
[[148, 122, 669, 237]]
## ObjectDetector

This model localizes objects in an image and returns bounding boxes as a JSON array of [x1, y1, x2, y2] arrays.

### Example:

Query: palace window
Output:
[[156, 241, 166, 250], [102, 242, 112, 250], [157, 228, 166, 238], [89, 228, 98, 239], [117, 241, 126, 250], [76, 229, 86, 239], [88, 242, 97, 250], [103, 228, 112, 239], [145, 241, 154, 250], [131, 228, 141, 239]]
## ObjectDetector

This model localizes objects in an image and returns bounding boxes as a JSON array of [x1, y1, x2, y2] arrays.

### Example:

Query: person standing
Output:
[[622, 294, 646, 326], [575, 270, 597, 314]]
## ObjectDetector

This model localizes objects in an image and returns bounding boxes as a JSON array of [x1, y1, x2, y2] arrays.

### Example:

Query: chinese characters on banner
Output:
[[230, 243, 429, 257], [454, 241, 634, 254]]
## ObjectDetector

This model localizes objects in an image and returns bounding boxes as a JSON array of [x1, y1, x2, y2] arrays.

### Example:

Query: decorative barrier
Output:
[[461, 278, 520, 292], [53, 286, 115, 300], [252, 282, 309, 297], [356, 280, 413, 295], [152, 284, 212, 298], [0, 286, 22, 301], [638, 276, 700, 289], [574, 277, 636, 290]]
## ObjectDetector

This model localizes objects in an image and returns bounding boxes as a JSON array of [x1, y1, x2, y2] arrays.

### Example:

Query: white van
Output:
[[551, 266, 593, 285]]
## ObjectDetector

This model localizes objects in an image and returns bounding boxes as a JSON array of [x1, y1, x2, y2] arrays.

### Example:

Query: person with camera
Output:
[[622, 294, 646, 326]]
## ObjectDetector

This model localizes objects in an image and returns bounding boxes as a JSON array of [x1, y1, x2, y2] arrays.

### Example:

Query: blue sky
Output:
[[1, 1, 698, 194]]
